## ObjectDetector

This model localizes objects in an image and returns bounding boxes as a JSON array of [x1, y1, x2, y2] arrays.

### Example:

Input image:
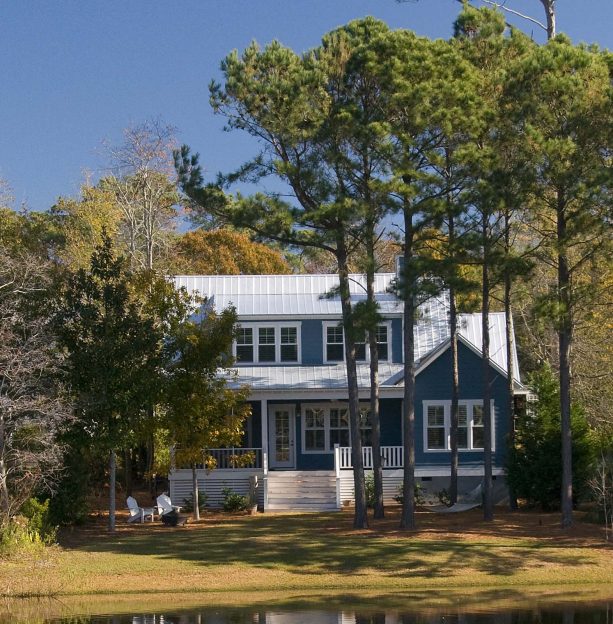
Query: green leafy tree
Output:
[[164, 304, 251, 521], [57, 233, 162, 531], [507, 364, 594, 511]]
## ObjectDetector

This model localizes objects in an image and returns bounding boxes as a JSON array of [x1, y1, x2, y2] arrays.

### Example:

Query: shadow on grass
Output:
[[59, 510, 601, 580]]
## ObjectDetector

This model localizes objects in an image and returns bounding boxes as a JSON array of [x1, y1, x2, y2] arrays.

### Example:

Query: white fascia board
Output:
[[413, 334, 521, 384]]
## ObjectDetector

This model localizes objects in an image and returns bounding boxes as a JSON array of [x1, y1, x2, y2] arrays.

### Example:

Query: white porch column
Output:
[[261, 398, 268, 460], [334, 443, 341, 510], [261, 398, 268, 511]]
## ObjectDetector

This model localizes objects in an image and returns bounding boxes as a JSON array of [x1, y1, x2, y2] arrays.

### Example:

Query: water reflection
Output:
[[44, 602, 613, 624]]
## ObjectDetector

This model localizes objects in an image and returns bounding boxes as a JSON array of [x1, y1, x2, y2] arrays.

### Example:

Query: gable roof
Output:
[[173, 273, 402, 318], [173, 273, 521, 386]]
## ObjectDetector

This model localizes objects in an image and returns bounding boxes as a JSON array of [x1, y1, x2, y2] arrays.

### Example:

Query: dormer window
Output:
[[323, 322, 391, 363], [234, 323, 301, 364]]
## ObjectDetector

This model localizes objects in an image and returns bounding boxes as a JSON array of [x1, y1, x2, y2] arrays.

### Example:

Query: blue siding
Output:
[[414, 342, 509, 467], [380, 398, 402, 446], [301, 320, 323, 365], [391, 319, 403, 363]]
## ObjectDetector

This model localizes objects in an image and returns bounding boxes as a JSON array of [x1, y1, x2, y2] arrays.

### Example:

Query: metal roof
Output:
[[173, 273, 402, 317], [226, 363, 405, 391], [173, 273, 520, 389]]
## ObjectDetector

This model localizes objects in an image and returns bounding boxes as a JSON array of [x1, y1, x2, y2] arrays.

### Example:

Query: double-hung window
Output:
[[323, 322, 391, 363], [236, 328, 254, 362], [326, 326, 344, 361], [303, 403, 372, 453], [234, 323, 300, 364], [423, 400, 493, 451]]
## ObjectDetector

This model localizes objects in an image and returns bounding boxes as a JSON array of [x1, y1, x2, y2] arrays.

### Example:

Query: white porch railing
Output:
[[338, 446, 404, 470], [205, 447, 262, 469]]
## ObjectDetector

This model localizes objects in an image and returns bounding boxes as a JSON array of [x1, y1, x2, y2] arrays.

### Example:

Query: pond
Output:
[[2, 590, 613, 624]]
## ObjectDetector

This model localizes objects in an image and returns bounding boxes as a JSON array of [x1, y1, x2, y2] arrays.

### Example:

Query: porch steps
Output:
[[266, 470, 338, 511]]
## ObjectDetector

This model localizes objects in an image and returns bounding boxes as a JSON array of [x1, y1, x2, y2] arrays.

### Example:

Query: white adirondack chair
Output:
[[156, 493, 182, 517], [126, 496, 155, 523]]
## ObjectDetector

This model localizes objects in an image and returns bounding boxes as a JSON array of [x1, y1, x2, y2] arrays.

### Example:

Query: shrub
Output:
[[20, 498, 55, 543], [365, 473, 375, 508], [507, 363, 595, 511], [181, 490, 208, 513], [394, 482, 425, 506], [221, 487, 248, 512]]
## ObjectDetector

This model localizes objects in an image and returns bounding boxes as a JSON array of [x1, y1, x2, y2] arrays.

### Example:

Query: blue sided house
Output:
[[168, 272, 526, 511]]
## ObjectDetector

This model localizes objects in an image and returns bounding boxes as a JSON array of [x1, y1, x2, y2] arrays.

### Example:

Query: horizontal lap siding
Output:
[[170, 469, 264, 508]]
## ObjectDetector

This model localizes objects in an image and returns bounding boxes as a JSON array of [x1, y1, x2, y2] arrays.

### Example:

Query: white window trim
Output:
[[301, 402, 370, 454], [233, 322, 301, 364], [322, 320, 392, 364], [422, 399, 496, 453]]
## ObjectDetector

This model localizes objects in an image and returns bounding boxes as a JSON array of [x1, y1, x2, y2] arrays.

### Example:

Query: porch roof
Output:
[[227, 362, 405, 391]]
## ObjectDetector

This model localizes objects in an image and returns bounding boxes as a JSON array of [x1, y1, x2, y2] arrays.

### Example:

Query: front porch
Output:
[[168, 445, 504, 511]]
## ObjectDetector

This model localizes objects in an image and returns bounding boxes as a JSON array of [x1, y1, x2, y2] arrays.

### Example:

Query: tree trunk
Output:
[[540, 0, 556, 39], [449, 283, 460, 506], [124, 448, 133, 496], [557, 194, 573, 529], [109, 449, 116, 532], [367, 262, 384, 520], [338, 238, 368, 529], [0, 411, 10, 519], [482, 226, 494, 522], [504, 237, 518, 512], [192, 463, 200, 521], [400, 204, 416, 530]]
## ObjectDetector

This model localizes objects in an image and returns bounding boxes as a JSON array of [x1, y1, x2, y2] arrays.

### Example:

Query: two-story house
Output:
[[168, 273, 525, 511]]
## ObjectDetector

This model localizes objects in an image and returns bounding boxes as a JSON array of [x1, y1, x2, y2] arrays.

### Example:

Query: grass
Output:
[[0, 507, 611, 603]]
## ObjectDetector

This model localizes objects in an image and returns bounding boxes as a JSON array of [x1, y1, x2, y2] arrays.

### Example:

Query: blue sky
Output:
[[1, 1, 610, 212]]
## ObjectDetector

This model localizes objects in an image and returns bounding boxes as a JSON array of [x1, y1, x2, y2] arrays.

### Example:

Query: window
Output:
[[471, 404, 484, 449], [304, 407, 326, 451], [359, 406, 372, 446], [280, 327, 298, 362], [423, 400, 494, 452], [329, 407, 350, 447], [301, 402, 369, 453], [376, 325, 388, 360], [458, 404, 468, 449], [426, 405, 446, 450], [233, 323, 300, 364], [323, 322, 391, 363], [258, 327, 276, 362], [326, 326, 344, 361], [236, 327, 253, 362]]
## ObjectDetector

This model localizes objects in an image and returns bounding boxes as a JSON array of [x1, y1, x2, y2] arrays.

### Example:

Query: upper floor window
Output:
[[323, 322, 391, 363], [234, 323, 301, 364], [423, 400, 493, 452]]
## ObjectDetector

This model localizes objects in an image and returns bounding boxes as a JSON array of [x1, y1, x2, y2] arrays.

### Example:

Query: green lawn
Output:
[[1, 508, 611, 601]]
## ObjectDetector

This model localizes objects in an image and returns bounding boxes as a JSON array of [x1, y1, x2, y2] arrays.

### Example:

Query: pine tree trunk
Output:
[[367, 262, 384, 520], [337, 239, 368, 529], [109, 449, 116, 532], [192, 463, 200, 521], [482, 223, 494, 522], [505, 265, 518, 512], [449, 284, 460, 506], [558, 195, 573, 529], [400, 204, 416, 530]]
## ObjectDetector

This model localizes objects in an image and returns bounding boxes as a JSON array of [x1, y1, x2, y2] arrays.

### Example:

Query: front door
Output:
[[268, 406, 295, 469]]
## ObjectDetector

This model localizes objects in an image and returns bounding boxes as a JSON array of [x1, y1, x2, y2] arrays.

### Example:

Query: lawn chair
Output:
[[156, 493, 186, 527], [126, 496, 155, 523], [156, 493, 182, 517]]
